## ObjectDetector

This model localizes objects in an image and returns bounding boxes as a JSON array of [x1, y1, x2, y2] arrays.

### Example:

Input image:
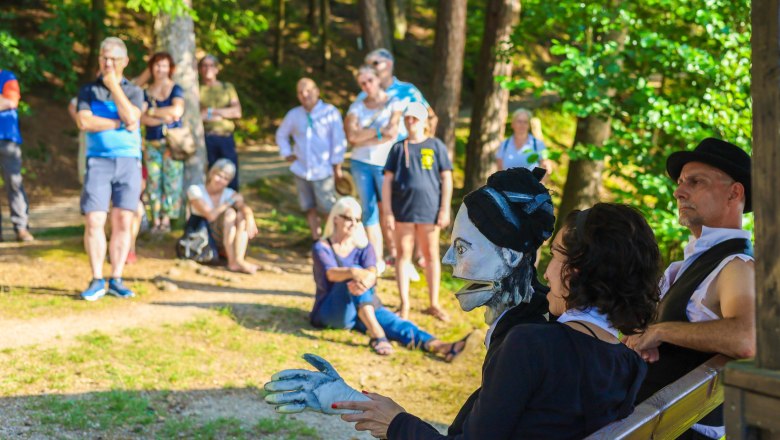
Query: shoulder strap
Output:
[[532, 136, 538, 153], [403, 139, 410, 168], [656, 238, 752, 323]]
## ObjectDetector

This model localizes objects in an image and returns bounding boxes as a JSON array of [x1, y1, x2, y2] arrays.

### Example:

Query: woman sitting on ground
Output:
[[311, 196, 467, 359], [335, 202, 661, 439], [187, 158, 258, 274]]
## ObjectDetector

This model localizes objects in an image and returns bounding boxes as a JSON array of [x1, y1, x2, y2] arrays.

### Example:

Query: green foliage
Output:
[[193, 0, 269, 56], [510, 0, 752, 260]]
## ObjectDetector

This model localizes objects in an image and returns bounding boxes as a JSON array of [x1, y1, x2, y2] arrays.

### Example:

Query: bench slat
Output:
[[585, 354, 730, 440]]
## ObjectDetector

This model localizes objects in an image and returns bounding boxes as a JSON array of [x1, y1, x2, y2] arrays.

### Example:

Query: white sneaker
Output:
[[404, 261, 421, 282]]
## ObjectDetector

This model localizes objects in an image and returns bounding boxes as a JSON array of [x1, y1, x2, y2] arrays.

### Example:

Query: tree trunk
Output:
[[432, 0, 467, 160], [273, 0, 286, 67], [308, 0, 319, 34], [386, 0, 407, 40], [82, 0, 105, 83], [154, 1, 207, 191], [358, 0, 392, 52], [554, 115, 610, 233], [320, 0, 331, 72], [463, 0, 521, 192], [554, 15, 627, 232]]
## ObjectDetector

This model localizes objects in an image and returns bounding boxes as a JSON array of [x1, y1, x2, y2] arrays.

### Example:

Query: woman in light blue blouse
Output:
[[496, 108, 551, 175]]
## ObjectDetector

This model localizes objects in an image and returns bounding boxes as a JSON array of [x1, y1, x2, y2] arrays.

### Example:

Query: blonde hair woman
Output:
[[496, 108, 552, 179], [344, 65, 404, 274], [311, 197, 467, 358]]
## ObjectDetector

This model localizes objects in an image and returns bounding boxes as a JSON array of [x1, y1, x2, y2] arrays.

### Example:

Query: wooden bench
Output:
[[585, 355, 730, 440]]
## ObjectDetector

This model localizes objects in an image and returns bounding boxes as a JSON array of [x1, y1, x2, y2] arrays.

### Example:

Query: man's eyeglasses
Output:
[[338, 214, 361, 224], [100, 56, 125, 64]]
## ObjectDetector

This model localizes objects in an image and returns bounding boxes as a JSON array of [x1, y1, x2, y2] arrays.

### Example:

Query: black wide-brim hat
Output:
[[666, 137, 752, 213]]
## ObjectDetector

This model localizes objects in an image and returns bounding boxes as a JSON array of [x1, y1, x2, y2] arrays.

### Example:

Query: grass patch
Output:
[[157, 415, 320, 440], [34, 225, 85, 239], [32, 390, 157, 430], [0, 286, 116, 319], [255, 415, 320, 439]]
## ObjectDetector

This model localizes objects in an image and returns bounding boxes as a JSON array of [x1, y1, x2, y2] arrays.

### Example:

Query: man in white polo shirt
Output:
[[276, 78, 346, 240]]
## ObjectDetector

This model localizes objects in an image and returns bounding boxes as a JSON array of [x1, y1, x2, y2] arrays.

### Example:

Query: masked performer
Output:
[[265, 169, 660, 439]]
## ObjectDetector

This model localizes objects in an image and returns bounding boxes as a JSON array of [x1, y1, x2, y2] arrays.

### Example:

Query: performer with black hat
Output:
[[624, 137, 755, 439]]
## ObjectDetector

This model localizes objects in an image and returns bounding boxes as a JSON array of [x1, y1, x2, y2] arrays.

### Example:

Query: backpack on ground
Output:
[[176, 215, 220, 264]]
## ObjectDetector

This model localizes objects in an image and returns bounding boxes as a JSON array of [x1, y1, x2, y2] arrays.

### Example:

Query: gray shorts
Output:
[[295, 175, 337, 214], [81, 157, 142, 213]]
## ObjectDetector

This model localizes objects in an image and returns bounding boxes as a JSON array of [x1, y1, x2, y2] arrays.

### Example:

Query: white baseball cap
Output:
[[404, 101, 429, 121]]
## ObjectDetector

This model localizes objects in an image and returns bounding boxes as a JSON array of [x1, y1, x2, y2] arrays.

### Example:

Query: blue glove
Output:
[[264, 353, 370, 414]]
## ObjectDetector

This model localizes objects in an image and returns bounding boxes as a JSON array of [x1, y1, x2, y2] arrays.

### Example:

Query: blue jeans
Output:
[[350, 160, 384, 227], [205, 134, 239, 191], [312, 283, 434, 349]]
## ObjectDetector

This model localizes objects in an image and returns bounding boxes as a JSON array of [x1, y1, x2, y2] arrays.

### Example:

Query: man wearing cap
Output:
[[361, 48, 438, 141], [276, 78, 346, 240], [624, 137, 755, 439]]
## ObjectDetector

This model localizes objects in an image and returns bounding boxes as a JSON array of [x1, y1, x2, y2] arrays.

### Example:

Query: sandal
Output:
[[445, 332, 473, 363], [369, 337, 394, 356], [423, 306, 450, 323]]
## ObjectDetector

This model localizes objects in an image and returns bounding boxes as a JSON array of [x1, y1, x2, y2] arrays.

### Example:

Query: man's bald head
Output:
[[297, 77, 320, 111]]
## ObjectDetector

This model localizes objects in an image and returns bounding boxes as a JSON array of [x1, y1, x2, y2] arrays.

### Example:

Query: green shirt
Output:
[[200, 81, 239, 135]]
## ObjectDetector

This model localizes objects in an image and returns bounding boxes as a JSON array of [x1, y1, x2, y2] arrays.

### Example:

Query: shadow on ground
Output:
[[0, 386, 368, 439]]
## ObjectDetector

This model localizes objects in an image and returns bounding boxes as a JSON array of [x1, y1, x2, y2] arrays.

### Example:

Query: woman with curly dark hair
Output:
[[327, 201, 661, 440]]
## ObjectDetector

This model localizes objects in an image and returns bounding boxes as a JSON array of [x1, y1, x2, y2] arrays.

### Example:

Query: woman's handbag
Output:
[[163, 124, 197, 161], [150, 97, 196, 161]]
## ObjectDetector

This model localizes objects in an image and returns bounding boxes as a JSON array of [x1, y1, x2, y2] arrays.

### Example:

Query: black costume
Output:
[[387, 293, 647, 440], [636, 237, 752, 439]]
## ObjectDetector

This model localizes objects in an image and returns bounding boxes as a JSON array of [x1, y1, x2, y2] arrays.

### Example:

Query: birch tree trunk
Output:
[[432, 0, 467, 160], [154, 2, 206, 189], [463, 0, 521, 192]]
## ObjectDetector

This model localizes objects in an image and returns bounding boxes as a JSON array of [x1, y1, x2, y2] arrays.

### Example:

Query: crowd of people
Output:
[[1, 33, 757, 439]]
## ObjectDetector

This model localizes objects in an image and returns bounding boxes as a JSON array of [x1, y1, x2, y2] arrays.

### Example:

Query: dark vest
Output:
[[636, 237, 752, 435]]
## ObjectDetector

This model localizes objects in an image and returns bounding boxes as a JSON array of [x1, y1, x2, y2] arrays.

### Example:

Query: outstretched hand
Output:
[[264, 353, 369, 415], [336, 391, 406, 439]]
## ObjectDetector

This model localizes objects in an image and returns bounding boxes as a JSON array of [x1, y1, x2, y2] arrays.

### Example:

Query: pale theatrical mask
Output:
[[443, 204, 529, 324]]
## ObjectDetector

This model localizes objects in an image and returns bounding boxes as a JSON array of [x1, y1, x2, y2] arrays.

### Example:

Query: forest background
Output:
[[1, 0, 752, 263]]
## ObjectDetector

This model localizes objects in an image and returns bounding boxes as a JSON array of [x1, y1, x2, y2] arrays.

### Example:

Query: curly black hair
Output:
[[556, 203, 661, 334]]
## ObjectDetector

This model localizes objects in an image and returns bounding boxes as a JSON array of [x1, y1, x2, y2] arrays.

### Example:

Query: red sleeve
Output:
[[2, 79, 21, 106]]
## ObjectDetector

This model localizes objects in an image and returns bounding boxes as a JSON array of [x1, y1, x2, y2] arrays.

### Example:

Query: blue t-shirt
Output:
[[311, 240, 377, 320], [357, 76, 429, 141], [384, 137, 452, 224], [144, 84, 184, 141], [496, 134, 546, 170], [0, 70, 22, 144], [77, 77, 144, 158]]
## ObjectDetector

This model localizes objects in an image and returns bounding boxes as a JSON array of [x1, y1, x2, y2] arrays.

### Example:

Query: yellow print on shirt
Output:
[[421, 148, 435, 170]]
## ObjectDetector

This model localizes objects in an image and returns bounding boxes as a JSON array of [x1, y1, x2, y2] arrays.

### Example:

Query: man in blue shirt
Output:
[[0, 69, 34, 242], [76, 37, 144, 301], [360, 48, 438, 141]]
